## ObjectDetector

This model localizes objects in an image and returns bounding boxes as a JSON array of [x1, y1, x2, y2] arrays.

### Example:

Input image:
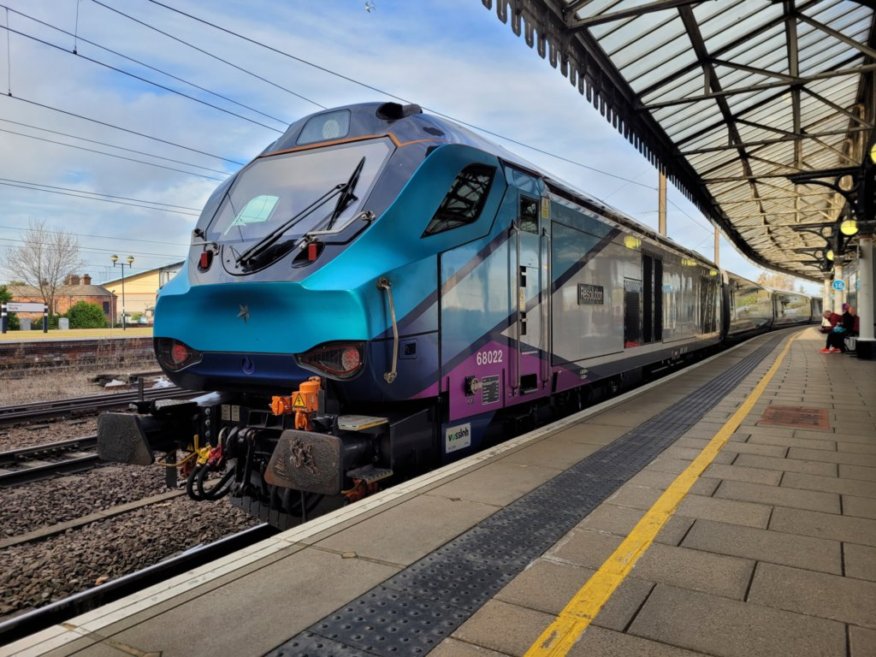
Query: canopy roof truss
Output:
[[482, 0, 875, 281]]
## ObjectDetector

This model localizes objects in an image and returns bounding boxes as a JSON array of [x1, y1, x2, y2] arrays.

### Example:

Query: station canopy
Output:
[[482, 0, 876, 282]]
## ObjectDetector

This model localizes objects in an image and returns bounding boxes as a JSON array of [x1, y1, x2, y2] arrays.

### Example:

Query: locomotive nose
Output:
[[154, 281, 370, 356]]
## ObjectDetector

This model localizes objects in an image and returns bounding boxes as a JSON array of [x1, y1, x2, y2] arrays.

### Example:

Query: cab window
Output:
[[423, 164, 495, 236]]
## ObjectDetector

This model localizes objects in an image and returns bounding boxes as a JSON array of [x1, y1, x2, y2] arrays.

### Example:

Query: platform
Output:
[[3, 326, 874, 657]]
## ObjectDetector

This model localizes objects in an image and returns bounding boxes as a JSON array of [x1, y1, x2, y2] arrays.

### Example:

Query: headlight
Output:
[[155, 338, 203, 371], [296, 342, 365, 380]]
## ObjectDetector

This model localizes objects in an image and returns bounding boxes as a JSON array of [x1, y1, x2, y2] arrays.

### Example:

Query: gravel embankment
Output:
[[1, 352, 265, 622], [0, 496, 259, 618], [1, 465, 171, 537], [0, 417, 98, 451]]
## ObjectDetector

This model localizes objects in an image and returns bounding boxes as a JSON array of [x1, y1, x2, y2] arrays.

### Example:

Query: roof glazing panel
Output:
[[483, 0, 875, 281]]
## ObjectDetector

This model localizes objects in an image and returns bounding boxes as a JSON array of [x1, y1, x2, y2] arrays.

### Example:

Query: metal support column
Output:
[[823, 276, 831, 317], [857, 234, 875, 360], [658, 171, 667, 236], [714, 227, 720, 267], [834, 263, 844, 313]]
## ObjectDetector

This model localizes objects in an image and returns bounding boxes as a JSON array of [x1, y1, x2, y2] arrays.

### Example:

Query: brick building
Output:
[[7, 274, 115, 323]]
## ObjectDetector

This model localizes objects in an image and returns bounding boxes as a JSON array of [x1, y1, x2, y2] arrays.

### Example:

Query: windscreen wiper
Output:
[[326, 156, 365, 230], [235, 185, 343, 269]]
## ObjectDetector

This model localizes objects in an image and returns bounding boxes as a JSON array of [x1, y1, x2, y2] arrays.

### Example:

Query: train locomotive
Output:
[[97, 102, 819, 528]]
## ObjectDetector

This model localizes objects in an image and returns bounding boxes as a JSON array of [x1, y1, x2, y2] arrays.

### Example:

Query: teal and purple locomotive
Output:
[[98, 102, 818, 528]]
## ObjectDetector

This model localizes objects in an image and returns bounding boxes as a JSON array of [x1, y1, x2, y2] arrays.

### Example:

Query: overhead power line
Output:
[[144, 0, 655, 190], [0, 19, 283, 133], [0, 222, 192, 247], [89, 0, 326, 111], [0, 117, 230, 176], [5, 4, 290, 128], [3, 95, 245, 166], [0, 178, 201, 216], [0, 127, 226, 181], [0, 235, 184, 260]]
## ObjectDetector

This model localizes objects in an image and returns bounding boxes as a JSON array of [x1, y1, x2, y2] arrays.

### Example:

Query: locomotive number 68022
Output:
[[476, 349, 503, 366]]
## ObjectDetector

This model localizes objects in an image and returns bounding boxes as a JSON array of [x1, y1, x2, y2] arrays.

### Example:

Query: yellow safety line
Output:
[[524, 333, 800, 657]]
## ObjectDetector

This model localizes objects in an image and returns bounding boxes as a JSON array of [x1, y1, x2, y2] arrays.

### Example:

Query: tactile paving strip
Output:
[[267, 334, 785, 656]]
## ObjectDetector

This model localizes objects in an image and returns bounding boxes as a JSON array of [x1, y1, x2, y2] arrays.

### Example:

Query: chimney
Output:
[[70, 274, 81, 286], [82, 274, 92, 286]]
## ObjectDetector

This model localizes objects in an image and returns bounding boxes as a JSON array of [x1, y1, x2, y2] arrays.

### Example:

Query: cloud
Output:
[[0, 0, 819, 294]]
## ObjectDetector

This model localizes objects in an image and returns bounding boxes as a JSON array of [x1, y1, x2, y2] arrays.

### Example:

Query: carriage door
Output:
[[511, 191, 549, 396], [642, 254, 663, 343]]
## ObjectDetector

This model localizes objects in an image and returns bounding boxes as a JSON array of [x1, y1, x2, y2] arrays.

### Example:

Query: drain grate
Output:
[[759, 405, 830, 430], [267, 334, 785, 657]]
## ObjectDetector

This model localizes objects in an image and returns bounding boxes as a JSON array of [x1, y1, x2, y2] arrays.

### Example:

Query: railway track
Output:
[[0, 436, 101, 486], [0, 523, 277, 645], [0, 385, 190, 426]]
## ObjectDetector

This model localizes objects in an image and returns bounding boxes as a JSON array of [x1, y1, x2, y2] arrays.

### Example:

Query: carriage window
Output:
[[423, 164, 495, 236], [297, 109, 351, 145], [519, 196, 538, 234], [225, 195, 279, 233]]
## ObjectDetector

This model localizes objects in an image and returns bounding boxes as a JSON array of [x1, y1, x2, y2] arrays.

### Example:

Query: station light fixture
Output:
[[840, 219, 859, 236], [111, 254, 135, 330], [623, 235, 641, 250], [826, 249, 835, 261]]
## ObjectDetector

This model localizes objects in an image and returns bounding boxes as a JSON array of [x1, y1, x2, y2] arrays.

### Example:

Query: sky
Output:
[[0, 0, 822, 295]]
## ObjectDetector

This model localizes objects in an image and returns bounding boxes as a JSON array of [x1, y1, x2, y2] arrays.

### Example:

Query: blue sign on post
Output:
[[832, 280, 845, 291]]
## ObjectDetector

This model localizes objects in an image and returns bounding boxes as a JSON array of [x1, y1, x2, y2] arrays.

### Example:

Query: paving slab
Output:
[[713, 479, 840, 513], [427, 460, 560, 507], [675, 494, 772, 528], [428, 638, 511, 657], [701, 462, 782, 485], [313, 493, 498, 565], [97, 547, 400, 657], [566, 626, 712, 657], [551, 422, 630, 446], [576, 502, 693, 544], [844, 542, 876, 582], [839, 463, 876, 481], [680, 518, 842, 574], [782, 471, 876, 498], [631, 543, 753, 600], [628, 584, 846, 657], [548, 527, 623, 567], [747, 561, 876, 628], [720, 442, 788, 458], [849, 626, 876, 657], [450, 599, 552, 657], [492, 558, 653, 632], [748, 433, 836, 451], [844, 495, 876, 520], [501, 438, 601, 470], [837, 441, 876, 455], [787, 447, 876, 467], [732, 452, 837, 475]]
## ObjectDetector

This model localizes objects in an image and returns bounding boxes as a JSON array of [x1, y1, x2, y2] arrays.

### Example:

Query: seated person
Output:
[[820, 309, 842, 352], [825, 304, 855, 353]]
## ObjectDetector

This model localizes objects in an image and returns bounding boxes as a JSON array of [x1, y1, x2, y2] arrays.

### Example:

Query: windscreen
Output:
[[206, 138, 393, 245]]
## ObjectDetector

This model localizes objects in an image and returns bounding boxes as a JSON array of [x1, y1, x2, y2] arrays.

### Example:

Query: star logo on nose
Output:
[[237, 304, 250, 323]]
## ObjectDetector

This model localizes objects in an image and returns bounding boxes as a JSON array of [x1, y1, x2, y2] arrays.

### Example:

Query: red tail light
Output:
[[198, 250, 213, 271], [296, 342, 365, 380], [156, 338, 203, 372]]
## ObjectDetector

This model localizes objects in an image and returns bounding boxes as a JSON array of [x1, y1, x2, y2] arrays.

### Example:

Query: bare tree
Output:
[[5, 220, 81, 316], [756, 271, 794, 291]]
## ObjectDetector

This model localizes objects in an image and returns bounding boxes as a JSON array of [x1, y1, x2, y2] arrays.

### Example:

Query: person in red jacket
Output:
[[820, 309, 842, 353], [825, 304, 856, 353]]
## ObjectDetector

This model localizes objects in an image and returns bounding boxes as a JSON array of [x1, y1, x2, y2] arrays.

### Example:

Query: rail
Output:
[[0, 435, 100, 486], [0, 523, 277, 645], [0, 386, 190, 425]]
